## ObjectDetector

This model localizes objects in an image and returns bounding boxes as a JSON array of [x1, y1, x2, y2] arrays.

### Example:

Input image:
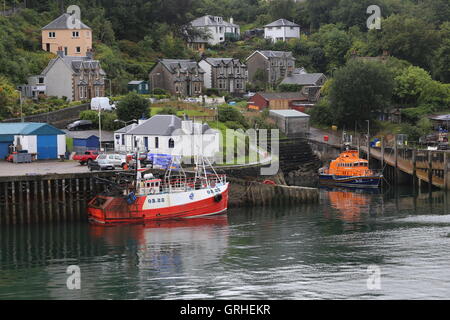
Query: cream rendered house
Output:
[[41, 13, 92, 56]]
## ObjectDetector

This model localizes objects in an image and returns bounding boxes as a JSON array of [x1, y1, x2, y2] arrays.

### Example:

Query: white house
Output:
[[264, 19, 300, 42], [189, 15, 240, 49], [114, 115, 220, 160]]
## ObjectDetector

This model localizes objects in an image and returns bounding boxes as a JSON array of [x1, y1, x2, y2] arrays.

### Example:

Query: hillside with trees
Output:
[[0, 0, 449, 130]]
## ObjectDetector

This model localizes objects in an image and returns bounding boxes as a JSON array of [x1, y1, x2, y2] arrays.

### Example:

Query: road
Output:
[[0, 160, 90, 177]]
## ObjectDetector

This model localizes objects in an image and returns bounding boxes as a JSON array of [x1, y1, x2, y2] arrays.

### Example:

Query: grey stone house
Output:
[[246, 50, 295, 85], [149, 59, 205, 96], [20, 49, 106, 101], [198, 58, 247, 94]]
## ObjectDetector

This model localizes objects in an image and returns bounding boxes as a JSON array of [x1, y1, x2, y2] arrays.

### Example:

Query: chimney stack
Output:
[[230, 17, 234, 24]]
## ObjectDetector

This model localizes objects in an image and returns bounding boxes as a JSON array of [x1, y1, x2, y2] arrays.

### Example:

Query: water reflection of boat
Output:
[[319, 149, 383, 188], [89, 215, 229, 247], [327, 190, 371, 222]]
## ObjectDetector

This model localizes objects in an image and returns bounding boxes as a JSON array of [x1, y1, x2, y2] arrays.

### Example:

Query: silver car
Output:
[[88, 153, 127, 171]]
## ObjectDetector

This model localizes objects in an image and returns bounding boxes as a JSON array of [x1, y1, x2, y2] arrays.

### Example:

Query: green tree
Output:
[[432, 22, 450, 83], [329, 60, 394, 127], [116, 92, 149, 122], [0, 76, 19, 119], [393, 66, 433, 106], [380, 15, 441, 69]]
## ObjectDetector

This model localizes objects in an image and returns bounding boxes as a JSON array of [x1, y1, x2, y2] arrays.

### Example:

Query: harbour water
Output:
[[1, 186, 450, 299]]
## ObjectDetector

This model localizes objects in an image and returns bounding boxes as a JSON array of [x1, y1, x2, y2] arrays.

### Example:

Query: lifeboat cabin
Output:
[[319, 150, 383, 188]]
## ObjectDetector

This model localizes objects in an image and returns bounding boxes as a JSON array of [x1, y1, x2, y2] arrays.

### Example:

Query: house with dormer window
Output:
[[246, 50, 295, 85], [21, 48, 106, 101], [198, 58, 247, 94], [149, 59, 205, 96]]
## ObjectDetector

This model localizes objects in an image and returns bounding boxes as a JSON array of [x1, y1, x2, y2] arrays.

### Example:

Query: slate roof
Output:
[[42, 13, 91, 30], [265, 19, 300, 28], [281, 73, 326, 86], [159, 59, 205, 75], [41, 55, 106, 76], [204, 58, 244, 67], [191, 15, 238, 28], [118, 115, 215, 136], [126, 115, 183, 136], [0, 123, 66, 135], [256, 92, 306, 101], [246, 50, 295, 61], [63, 130, 114, 141]]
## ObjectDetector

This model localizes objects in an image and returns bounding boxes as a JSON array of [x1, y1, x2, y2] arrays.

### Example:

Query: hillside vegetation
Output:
[[0, 0, 449, 125]]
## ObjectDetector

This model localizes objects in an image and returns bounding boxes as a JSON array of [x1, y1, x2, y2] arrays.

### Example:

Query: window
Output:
[[72, 31, 79, 38], [48, 32, 56, 38], [64, 47, 68, 55], [95, 86, 100, 97], [155, 137, 159, 149], [76, 47, 81, 53], [168, 138, 174, 148], [38, 77, 44, 84], [86, 31, 90, 38], [79, 86, 84, 99]]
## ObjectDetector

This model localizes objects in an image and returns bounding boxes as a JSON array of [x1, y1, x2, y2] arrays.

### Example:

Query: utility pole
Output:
[[98, 107, 102, 152]]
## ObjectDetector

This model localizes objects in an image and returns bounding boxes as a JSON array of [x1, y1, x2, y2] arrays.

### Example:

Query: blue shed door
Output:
[[0, 142, 11, 159], [37, 135, 58, 159]]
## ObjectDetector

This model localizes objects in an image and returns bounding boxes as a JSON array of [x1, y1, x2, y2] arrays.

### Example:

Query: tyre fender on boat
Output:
[[214, 193, 222, 202]]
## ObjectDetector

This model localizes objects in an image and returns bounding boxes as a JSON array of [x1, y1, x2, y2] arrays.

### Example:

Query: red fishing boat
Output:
[[87, 156, 229, 224]]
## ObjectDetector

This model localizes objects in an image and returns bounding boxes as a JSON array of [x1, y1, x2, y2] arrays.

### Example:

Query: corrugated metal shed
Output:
[[0, 123, 65, 135], [269, 109, 310, 118]]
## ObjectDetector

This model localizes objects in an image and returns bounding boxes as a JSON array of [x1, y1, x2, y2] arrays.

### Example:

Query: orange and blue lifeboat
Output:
[[318, 150, 383, 188]]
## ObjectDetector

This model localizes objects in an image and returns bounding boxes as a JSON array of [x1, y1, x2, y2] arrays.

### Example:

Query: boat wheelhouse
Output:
[[318, 149, 383, 188], [87, 156, 229, 224]]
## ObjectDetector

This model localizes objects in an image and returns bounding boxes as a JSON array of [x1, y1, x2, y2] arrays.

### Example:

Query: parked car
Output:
[[88, 153, 127, 171], [72, 150, 99, 165], [66, 120, 93, 131]]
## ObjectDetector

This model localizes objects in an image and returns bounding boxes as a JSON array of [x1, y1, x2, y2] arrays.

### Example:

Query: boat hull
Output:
[[319, 174, 382, 188], [88, 183, 229, 224]]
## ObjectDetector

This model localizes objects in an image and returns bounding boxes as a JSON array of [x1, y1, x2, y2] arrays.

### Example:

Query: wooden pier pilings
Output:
[[0, 170, 319, 225], [0, 172, 117, 225]]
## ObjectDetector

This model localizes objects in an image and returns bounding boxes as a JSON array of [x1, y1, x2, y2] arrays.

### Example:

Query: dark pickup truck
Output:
[[73, 150, 99, 165]]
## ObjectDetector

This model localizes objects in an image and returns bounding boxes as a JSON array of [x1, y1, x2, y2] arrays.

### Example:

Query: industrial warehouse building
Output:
[[269, 109, 310, 137], [0, 123, 66, 160]]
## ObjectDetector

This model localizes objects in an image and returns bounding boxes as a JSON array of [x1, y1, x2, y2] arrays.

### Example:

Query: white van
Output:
[[91, 97, 115, 111]]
